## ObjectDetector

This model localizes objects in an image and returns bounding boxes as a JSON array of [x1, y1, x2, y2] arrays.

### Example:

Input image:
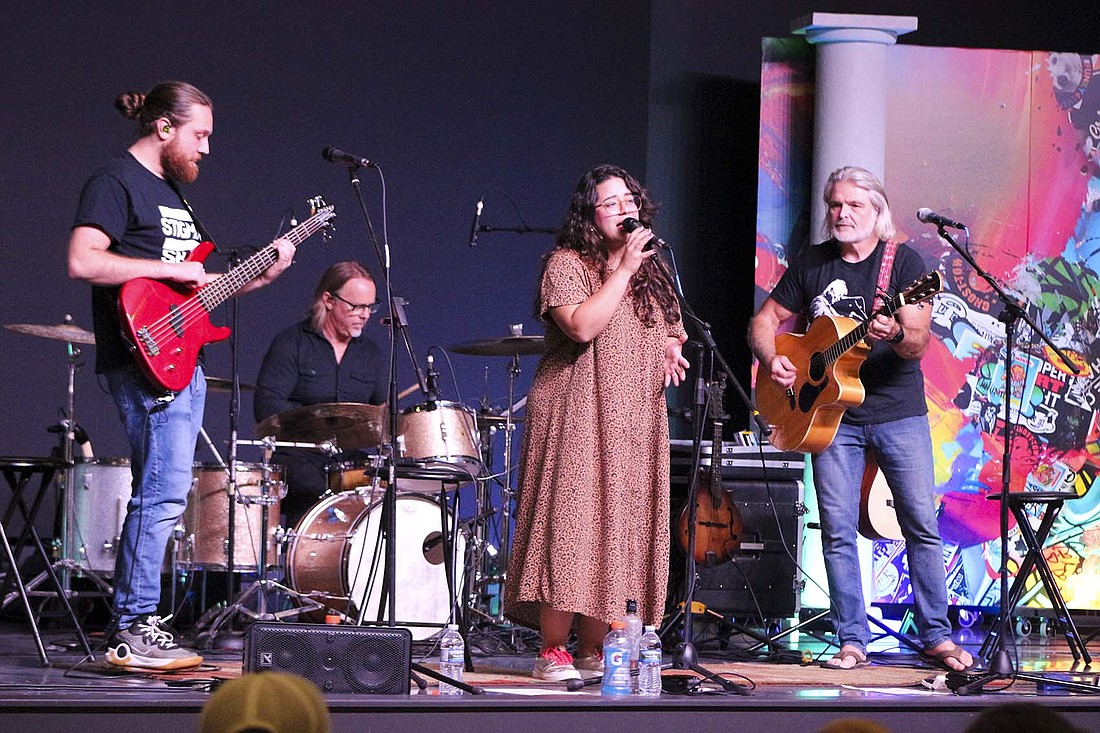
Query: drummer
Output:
[[254, 261, 388, 527]]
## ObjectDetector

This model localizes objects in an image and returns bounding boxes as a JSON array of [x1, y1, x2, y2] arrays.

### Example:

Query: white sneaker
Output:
[[532, 646, 581, 681], [574, 653, 605, 680]]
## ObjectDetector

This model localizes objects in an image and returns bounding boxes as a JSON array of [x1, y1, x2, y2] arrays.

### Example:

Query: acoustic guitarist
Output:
[[747, 166, 972, 673], [67, 81, 295, 670]]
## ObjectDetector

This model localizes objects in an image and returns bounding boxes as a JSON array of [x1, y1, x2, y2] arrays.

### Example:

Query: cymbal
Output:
[[6, 322, 95, 345], [448, 335, 544, 357], [205, 376, 255, 392], [255, 402, 387, 450]]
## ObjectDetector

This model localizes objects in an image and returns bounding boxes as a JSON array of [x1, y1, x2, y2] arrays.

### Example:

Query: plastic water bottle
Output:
[[438, 624, 464, 695], [635, 625, 662, 697], [621, 599, 644, 665], [601, 621, 632, 696]]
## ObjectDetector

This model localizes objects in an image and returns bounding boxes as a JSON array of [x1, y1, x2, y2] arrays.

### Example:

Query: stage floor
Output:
[[2, 611, 1100, 733]]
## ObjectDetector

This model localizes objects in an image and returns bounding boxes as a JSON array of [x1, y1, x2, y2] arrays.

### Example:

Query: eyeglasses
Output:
[[596, 194, 641, 215], [329, 291, 379, 315]]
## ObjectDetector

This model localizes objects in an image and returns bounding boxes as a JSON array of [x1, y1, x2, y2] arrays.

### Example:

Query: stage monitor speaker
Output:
[[673, 479, 804, 619], [244, 623, 412, 695]]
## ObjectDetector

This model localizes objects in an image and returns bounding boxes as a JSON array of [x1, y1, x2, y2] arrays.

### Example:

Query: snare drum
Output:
[[63, 458, 132, 573], [286, 492, 465, 639], [397, 401, 481, 476], [178, 463, 283, 571]]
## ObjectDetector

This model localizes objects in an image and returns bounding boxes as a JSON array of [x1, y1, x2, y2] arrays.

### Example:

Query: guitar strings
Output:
[[137, 212, 332, 347]]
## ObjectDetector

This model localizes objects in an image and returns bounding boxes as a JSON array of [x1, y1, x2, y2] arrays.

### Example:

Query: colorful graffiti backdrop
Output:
[[756, 40, 1100, 610]]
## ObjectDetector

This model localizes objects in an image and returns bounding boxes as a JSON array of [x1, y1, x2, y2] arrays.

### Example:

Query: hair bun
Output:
[[113, 91, 146, 119]]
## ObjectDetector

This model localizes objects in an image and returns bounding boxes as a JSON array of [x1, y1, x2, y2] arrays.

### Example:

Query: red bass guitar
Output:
[[118, 196, 335, 392]]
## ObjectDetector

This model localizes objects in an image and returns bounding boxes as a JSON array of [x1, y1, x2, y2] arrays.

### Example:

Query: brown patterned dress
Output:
[[504, 248, 686, 630]]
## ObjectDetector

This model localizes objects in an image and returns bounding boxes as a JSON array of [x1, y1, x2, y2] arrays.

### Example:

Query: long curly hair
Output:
[[539, 163, 679, 328]]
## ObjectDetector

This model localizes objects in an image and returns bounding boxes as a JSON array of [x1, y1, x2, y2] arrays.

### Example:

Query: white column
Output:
[[792, 13, 917, 241]]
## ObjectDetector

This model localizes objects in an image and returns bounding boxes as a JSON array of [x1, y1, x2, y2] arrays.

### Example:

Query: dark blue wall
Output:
[[0, 2, 1094, 462]]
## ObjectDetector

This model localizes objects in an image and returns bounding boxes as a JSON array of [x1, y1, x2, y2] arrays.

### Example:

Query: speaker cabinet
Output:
[[244, 623, 412, 694], [672, 479, 804, 619]]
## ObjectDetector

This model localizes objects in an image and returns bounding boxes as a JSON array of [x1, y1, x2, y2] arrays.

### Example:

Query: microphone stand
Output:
[[339, 164, 468, 689], [476, 223, 558, 236], [930, 225, 1090, 695], [651, 242, 762, 695]]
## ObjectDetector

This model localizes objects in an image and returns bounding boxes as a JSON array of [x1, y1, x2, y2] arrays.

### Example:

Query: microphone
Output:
[[425, 354, 440, 405], [621, 217, 666, 250], [916, 208, 967, 230], [321, 146, 377, 169], [469, 197, 484, 247]]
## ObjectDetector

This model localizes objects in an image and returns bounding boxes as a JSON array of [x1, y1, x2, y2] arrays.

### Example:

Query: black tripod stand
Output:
[[922, 224, 1095, 695]]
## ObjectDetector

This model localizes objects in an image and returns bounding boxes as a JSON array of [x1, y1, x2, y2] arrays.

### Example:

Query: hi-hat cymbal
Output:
[[448, 335, 544, 357], [6, 322, 95, 345], [255, 402, 387, 450], [205, 376, 255, 392]]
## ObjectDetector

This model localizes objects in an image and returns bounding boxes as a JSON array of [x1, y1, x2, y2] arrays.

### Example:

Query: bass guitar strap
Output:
[[166, 177, 218, 249]]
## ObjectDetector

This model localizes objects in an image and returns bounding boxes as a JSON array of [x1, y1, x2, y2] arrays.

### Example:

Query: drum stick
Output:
[[398, 383, 421, 400]]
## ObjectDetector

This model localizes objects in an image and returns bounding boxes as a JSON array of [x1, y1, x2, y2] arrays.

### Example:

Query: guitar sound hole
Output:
[[808, 352, 825, 382]]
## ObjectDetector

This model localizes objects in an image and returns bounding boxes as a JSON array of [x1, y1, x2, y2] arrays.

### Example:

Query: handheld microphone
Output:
[[916, 208, 967, 230], [321, 146, 377, 169], [621, 217, 666, 250], [469, 197, 484, 247]]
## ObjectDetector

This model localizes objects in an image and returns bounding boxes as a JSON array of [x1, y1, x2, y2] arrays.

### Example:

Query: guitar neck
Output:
[[194, 213, 330, 311], [821, 295, 903, 367]]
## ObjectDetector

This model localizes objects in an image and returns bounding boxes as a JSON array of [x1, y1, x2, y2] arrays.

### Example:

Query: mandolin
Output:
[[676, 412, 743, 566]]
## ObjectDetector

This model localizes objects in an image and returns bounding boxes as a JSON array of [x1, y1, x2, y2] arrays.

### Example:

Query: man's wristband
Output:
[[888, 325, 905, 344]]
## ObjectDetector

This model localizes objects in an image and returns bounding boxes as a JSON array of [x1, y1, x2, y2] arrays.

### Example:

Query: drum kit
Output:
[[4, 318, 544, 642]]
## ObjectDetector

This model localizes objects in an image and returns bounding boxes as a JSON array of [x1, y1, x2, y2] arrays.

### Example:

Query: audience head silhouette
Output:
[[198, 671, 331, 733]]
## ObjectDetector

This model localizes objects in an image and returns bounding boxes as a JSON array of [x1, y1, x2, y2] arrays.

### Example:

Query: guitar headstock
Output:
[[308, 195, 337, 240], [899, 270, 944, 306]]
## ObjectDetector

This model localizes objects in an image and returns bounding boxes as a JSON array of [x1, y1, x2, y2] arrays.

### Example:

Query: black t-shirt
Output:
[[769, 239, 928, 425], [72, 153, 202, 372], [253, 320, 389, 422]]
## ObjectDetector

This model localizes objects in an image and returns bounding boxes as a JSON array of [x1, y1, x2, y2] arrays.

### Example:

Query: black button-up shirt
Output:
[[253, 319, 388, 422]]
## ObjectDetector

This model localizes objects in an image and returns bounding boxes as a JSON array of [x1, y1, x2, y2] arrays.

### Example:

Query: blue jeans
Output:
[[812, 415, 952, 652], [106, 364, 206, 628]]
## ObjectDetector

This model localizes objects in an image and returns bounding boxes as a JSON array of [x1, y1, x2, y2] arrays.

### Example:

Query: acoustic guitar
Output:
[[857, 454, 904, 541], [118, 197, 335, 393], [756, 271, 944, 453]]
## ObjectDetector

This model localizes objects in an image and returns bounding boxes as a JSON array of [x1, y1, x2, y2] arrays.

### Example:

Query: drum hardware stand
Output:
[[194, 456, 325, 648], [5, 333, 113, 644], [922, 226, 1095, 695]]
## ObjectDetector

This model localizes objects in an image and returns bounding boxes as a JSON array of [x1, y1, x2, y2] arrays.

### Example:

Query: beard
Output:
[[831, 220, 875, 244], [161, 139, 200, 184]]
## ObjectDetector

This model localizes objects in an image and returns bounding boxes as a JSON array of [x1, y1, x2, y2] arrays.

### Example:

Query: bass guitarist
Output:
[[748, 166, 972, 673], [67, 81, 294, 670]]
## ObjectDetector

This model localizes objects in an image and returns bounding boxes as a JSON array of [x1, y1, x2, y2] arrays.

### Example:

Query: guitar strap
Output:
[[871, 240, 898, 313], [166, 177, 218, 249]]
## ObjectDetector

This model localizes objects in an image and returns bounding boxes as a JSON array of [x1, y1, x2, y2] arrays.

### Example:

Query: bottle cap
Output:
[[610, 621, 626, 630], [626, 599, 638, 613], [446, 623, 459, 630], [324, 612, 341, 625]]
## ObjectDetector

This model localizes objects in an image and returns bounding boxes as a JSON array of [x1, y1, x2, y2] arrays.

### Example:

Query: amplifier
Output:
[[670, 439, 805, 482], [670, 478, 804, 618]]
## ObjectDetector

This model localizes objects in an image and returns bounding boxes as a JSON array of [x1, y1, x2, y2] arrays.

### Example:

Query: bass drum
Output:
[[286, 492, 465, 639], [178, 463, 283, 571], [64, 458, 133, 573]]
